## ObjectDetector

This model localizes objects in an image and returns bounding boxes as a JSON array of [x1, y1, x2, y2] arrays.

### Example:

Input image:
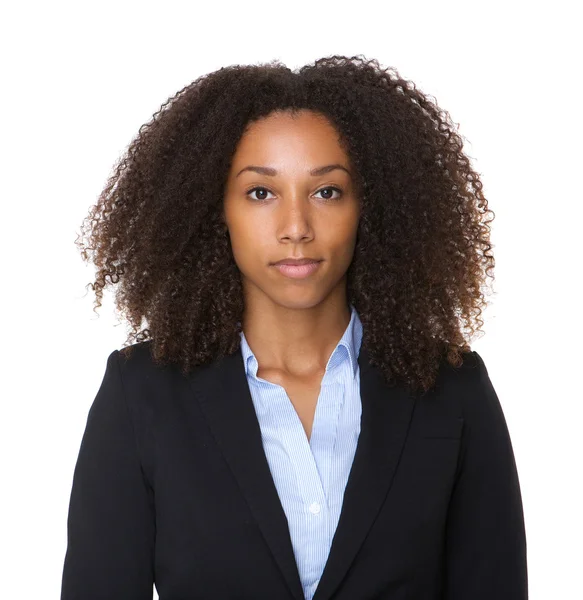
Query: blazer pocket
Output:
[[416, 416, 464, 439]]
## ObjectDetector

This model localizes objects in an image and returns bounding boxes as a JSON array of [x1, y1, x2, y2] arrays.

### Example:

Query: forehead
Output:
[[232, 110, 348, 166]]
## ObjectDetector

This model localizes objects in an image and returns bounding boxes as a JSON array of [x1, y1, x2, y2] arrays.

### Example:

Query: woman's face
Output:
[[223, 109, 361, 310]]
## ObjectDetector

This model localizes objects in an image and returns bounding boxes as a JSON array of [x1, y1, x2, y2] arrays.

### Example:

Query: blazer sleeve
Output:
[[443, 350, 528, 599], [60, 349, 155, 600]]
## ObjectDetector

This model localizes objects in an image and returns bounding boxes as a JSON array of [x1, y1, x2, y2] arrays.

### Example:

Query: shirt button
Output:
[[309, 502, 321, 514]]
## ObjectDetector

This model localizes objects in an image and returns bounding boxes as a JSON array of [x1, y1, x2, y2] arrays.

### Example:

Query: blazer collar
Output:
[[187, 343, 417, 600]]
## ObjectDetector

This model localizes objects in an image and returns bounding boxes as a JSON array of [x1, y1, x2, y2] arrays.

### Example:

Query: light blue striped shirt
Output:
[[239, 304, 363, 600]]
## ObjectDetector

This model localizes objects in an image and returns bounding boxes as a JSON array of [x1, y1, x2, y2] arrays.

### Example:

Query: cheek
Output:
[[227, 222, 271, 272], [324, 204, 359, 237], [325, 221, 359, 257]]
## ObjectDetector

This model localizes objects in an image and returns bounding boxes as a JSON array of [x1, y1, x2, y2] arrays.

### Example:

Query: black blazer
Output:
[[60, 342, 528, 600]]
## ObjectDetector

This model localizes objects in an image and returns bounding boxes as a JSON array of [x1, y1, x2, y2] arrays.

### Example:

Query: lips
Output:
[[272, 260, 323, 279], [272, 258, 322, 266]]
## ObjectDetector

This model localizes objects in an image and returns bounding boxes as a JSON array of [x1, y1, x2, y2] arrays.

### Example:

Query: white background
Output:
[[1, 1, 581, 598]]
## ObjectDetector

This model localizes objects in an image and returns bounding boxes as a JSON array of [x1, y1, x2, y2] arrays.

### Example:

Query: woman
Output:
[[61, 56, 528, 599]]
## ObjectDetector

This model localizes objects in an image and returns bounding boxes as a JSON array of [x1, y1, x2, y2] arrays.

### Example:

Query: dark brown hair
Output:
[[76, 55, 495, 394]]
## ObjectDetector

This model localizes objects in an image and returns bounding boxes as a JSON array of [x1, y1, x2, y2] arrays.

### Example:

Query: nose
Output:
[[276, 198, 314, 243]]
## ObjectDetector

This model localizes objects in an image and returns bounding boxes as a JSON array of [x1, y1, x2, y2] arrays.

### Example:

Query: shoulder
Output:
[[462, 350, 509, 433], [434, 349, 490, 396], [109, 340, 182, 410], [114, 340, 180, 383], [444, 348, 502, 403], [440, 350, 513, 454], [116, 340, 156, 372], [437, 348, 480, 378], [428, 349, 481, 400], [426, 349, 504, 427]]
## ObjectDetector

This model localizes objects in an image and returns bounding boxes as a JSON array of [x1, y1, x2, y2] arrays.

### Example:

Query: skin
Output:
[[222, 109, 361, 385]]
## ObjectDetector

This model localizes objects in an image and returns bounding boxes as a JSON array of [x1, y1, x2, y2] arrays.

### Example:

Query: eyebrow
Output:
[[235, 163, 352, 178]]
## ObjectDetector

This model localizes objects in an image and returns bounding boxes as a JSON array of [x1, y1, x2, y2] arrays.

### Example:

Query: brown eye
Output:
[[315, 186, 343, 201], [246, 187, 274, 202]]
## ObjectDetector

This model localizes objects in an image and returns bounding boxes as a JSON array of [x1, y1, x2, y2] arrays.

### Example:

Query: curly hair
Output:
[[75, 54, 495, 394]]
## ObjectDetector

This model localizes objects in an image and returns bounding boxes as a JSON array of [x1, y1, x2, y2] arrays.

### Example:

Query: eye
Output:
[[314, 186, 343, 201], [246, 187, 275, 202], [245, 186, 343, 203]]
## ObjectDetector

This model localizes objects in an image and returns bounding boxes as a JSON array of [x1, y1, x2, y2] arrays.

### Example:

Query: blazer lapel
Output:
[[188, 344, 417, 600], [312, 346, 416, 600]]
